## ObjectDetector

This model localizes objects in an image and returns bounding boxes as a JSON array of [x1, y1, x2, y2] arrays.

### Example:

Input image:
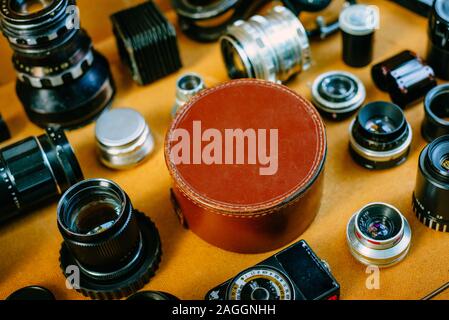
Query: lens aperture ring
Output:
[[17, 49, 94, 88], [413, 194, 448, 232]]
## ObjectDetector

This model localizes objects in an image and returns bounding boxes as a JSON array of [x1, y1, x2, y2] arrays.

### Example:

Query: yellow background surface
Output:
[[0, 0, 448, 300]]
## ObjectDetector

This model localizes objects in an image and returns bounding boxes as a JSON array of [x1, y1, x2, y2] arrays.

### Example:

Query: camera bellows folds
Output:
[[110, 1, 182, 86], [57, 179, 162, 299]]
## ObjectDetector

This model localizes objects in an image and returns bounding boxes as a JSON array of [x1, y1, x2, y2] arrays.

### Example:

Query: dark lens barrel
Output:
[[0, 127, 83, 224], [413, 135, 449, 232], [349, 101, 412, 169], [371, 50, 437, 108], [422, 84, 449, 142], [0, 0, 115, 129], [427, 0, 449, 80], [58, 179, 161, 299]]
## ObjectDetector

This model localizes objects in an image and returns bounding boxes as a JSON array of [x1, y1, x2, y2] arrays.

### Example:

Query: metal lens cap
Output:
[[6, 286, 55, 300]]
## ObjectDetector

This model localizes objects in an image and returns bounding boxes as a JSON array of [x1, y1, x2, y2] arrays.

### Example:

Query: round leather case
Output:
[[165, 79, 327, 253]]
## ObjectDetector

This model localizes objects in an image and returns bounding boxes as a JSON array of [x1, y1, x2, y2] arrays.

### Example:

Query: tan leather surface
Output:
[[0, 0, 448, 300]]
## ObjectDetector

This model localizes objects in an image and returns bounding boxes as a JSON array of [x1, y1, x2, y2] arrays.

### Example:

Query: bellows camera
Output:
[[206, 240, 340, 300]]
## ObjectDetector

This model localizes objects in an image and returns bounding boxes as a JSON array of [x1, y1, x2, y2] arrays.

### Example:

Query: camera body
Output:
[[206, 240, 340, 300]]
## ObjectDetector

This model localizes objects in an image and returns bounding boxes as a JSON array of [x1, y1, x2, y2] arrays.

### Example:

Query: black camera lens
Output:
[[0, 113, 11, 143], [349, 101, 412, 169], [0, 127, 83, 224], [311, 71, 366, 120], [58, 179, 161, 299], [6, 286, 55, 301], [427, 0, 449, 80], [422, 84, 449, 142], [0, 0, 115, 129], [413, 135, 449, 232], [127, 291, 179, 300], [347, 203, 411, 267]]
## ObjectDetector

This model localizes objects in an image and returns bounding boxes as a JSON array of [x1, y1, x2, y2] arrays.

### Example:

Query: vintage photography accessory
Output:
[[427, 0, 449, 80], [371, 50, 437, 109], [171, 0, 271, 42], [0, 113, 11, 143], [311, 70, 366, 120], [339, 4, 379, 68], [0, 127, 83, 224], [95, 108, 155, 170], [127, 291, 179, 300], [346, 203, 412, 267], [422, 84, 449, 142], [0, 0, 115, 129], [349, 101, 412, 170], [165, 79, 326, 253], [220, 5, 311, 83], [172, 73, 206, 117], [206, 240, 340, 300], [413, 135, 449, 232], [111, 1, 182, 86], [6, 286, 56, 300], [58, 179, 162, 299]]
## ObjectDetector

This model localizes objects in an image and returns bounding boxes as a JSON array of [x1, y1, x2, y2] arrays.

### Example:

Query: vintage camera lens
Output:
[[311, 71, 366, 120], [349, 101, 412, 169], [172, 73, 206, 117], [58, 179, 161, 299], [220, 5, 312, 83], [339, 4, 379, 67], [0, 0, 115, 129], [0, 127, 83, 224], [0, 113, 11, 142], [413, 135, 449, 232], [422, 84, 449, 142], [346, 203, 412, 267], [95, 108, 155, 170], [427, 0, 449, 80], [371, 50, 437, 108], [6, 286, 55, 300]]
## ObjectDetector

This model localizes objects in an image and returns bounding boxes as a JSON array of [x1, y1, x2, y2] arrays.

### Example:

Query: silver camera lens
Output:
[[346, 203, 412, 268], [312, 71, 366, 120], [172, 73, 206, 117], [95, 108, 155, 170], [220, 5, 311, 83]]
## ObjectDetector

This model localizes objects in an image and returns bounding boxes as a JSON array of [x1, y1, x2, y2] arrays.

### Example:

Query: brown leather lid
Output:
[[165, 79, 326, 214]]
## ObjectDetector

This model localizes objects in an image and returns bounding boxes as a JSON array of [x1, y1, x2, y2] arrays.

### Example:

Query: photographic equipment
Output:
[[372, 50, 437, 109], [0, 127, 83, 224], [422, 84, 449, 142], [127, 291, 179, 300], [349, 101, 412, 170], [392, 0, 433, 17], [422, 282, 449, 300], [58, 179, 162, 299], [171, 0, 271, 42], [111, 1, 182, 86], [220, 6, 311, 83], [427, 0, 449, 80], [0, 114, 11, 143], [346, 203, 412, 267], [413, 135, 449, 232], [339, 4, 379, 67], [95, 108, 155, 170], [6, 286, 55, 300], [172, 73, 206, 117], [166, 79, 326, 253], [0, 0, 115, 129], [206, 240, 340, 300], [311, 71, 365, 120]]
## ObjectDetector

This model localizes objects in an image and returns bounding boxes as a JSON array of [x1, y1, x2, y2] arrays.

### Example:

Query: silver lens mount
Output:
[[220, 5, 311, 83], [346, 202, 412, 268]]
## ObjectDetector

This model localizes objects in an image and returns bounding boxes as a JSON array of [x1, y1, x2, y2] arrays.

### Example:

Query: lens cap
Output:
[[6, 286, 55, 300]]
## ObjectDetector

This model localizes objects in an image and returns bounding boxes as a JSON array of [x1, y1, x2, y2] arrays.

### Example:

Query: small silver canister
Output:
[[172, 73, 206, 117], [95, 108, 155, 169]]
